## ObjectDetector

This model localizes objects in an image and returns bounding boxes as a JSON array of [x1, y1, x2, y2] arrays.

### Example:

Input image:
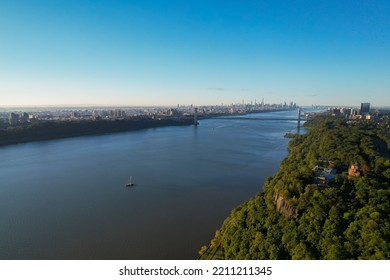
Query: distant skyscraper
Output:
[[20, 112, 29, 123], [9, 112, 19, 126], [360, 103, 370, 115]]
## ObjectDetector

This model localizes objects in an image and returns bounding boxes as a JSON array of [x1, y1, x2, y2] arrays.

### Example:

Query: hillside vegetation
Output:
[[200, 115, 390, 259]]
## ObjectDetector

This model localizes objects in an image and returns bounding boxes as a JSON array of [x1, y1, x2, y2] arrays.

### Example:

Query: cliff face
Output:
[[273, 191, 298, 218]]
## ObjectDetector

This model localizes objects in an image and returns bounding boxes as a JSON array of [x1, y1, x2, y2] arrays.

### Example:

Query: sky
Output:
[[0, 0, 389, 107]]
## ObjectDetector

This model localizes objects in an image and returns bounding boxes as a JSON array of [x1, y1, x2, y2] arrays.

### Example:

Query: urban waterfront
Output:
[[0, 110, 301, 259]]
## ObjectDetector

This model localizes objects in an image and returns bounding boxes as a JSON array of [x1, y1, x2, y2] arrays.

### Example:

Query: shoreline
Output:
[[0, 118, 194, 147], [0, 109, 295, 147]]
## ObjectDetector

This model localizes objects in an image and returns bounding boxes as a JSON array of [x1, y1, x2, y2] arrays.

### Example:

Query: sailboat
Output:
[[126, 176, 134, 187]]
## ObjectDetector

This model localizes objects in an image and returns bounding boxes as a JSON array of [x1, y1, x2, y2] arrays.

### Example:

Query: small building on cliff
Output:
[[348, 164, 361, 177]]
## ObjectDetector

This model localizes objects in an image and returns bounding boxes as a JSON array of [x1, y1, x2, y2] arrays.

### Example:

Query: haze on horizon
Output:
[[1, 1, 389, 107]]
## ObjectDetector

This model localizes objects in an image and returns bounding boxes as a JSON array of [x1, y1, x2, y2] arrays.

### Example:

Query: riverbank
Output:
[[0, 118, 194, 147]]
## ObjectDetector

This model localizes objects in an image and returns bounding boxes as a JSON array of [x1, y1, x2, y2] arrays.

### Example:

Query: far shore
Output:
[[0, 109, 295, 147]]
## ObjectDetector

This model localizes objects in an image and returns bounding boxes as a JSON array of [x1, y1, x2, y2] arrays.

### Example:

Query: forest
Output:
[[200, 114, 390, 259]]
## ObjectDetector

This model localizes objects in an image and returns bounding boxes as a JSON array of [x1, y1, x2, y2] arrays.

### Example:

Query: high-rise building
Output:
[[360, 103, 370, 115], [9, 112, 19, 126], [20, 112, 29, 123]]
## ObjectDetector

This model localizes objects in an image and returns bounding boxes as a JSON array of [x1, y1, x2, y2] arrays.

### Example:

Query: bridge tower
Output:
[[194, 107, 198, 126], [297, 107, 302, 128]]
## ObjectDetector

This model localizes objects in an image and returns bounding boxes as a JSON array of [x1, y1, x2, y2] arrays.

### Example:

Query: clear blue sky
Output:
[[1, 0, 389, 107]]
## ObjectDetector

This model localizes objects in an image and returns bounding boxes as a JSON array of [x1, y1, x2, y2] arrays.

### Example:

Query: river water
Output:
[[0, 110, 300, 259]]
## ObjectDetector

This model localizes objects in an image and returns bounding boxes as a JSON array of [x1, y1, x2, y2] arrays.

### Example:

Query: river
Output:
[[0, 110, 301, 259]]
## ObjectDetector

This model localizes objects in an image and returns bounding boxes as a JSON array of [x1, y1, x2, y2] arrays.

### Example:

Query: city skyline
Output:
[[1, 1, 390, 107]]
